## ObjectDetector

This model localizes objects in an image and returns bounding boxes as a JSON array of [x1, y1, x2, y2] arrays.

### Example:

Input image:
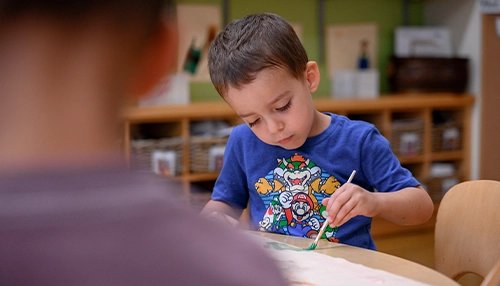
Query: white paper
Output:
[[331, 70, 356, 98], [247, 233, 430, 286], [355, 69, 379, 98], [331, 69, 379, 98]]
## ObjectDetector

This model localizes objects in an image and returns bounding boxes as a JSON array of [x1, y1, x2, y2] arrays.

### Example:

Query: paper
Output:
[[248, 233, 430, 285]]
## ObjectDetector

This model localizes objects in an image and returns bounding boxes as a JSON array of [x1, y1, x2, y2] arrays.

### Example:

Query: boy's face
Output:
[[224, 62, 324, 150]]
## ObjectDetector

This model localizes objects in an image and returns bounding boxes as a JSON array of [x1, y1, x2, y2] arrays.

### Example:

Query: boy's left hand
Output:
[[321, 182, 379, 227]]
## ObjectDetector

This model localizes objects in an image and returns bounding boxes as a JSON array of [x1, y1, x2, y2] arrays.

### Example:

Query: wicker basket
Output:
[[130, 137, 183, 175], [189, 135, 228, 173], [391, 119, 424, 156], [432, 122, 462, 152]]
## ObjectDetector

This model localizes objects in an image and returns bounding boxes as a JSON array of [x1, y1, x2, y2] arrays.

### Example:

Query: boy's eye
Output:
[[276, 101, 291, 112], [248, 118, 260, 128]]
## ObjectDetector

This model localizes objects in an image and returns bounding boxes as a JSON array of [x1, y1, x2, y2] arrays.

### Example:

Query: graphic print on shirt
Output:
[[255, 154, 341, 242]]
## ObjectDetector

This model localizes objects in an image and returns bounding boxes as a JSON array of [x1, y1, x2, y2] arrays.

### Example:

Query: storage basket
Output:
[[189, 135, 228, 173], [130, 137, 183, 175], [390, 119, 424, 156], [388, 57, 468, 93], [432, 122, 462, 152]]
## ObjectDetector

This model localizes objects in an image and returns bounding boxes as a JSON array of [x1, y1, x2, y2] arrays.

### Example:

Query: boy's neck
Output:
[[308, 111, 332, 138]]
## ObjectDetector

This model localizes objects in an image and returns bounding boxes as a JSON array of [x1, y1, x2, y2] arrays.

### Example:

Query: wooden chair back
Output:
[[482, 258, 500, 286], [435, 180, 500, 282]]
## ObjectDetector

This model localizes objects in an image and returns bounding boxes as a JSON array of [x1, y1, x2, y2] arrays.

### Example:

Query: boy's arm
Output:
[[323, 185, 434, 227], [370, 186, 434, 225], [201, 200, 244, 228]]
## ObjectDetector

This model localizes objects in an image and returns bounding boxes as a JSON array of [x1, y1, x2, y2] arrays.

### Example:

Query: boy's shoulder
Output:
[[230, 123, 255, 139], [328, 112, 377, 132]]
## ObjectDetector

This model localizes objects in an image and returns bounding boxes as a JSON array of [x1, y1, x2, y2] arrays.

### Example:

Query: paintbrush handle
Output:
[[315, 170, 357, 244], [314, 219, 329, 244]]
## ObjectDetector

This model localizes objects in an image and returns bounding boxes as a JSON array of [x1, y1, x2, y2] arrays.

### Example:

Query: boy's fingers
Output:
[[326, 186, 354, 224], [332, 201, 357, 226]]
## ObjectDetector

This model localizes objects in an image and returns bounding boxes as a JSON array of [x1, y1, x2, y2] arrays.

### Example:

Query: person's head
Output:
[[0, 0, 176, 98], [208, 13, 308, 98], [208, 13, 323, 150], [0, 0, 177, 170]]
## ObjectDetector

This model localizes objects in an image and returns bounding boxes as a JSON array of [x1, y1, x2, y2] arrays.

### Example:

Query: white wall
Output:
[[424, 0, 481, 179]]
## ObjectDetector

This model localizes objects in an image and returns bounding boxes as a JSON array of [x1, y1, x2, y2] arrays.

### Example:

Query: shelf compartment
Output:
[[431, 150, 463, 161]]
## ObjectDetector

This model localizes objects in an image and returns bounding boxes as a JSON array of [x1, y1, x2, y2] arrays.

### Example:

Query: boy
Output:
[[0, 2, 286, 285], [202, 13, 434, 250]]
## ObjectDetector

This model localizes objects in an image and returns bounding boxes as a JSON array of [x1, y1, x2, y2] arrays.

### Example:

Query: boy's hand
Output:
[[206, 211, 241, 228], [321, 183, 379, 227]]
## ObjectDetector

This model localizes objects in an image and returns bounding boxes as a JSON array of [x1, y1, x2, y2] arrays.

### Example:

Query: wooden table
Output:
[[250, 231, 458, 286]]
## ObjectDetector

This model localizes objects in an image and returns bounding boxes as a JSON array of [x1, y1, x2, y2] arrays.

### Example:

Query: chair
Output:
[[482, 258, 500, 286], [435, 180, 500, 283]]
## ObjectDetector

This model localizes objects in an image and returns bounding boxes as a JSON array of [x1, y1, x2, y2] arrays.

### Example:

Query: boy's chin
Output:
[[274, 141, 305, 150]]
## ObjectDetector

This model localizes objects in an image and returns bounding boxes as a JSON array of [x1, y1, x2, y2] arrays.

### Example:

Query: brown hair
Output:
[[208, 13, 308, 97]]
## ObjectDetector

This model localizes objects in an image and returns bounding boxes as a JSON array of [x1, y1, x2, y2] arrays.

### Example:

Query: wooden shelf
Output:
[[122, 93, 474, 122], [398, 155, 425, 165], [121, 93, 474, 237], [121, 93, 475, 200], [431, 150, 464, 161]]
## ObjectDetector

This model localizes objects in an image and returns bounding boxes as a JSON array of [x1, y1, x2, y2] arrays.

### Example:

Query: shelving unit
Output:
[[122, 93, 473, 185], [121, 93, 474, 235]]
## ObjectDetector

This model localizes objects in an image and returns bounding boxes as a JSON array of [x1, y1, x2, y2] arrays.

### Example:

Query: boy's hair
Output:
[[208, 13, 308, 97]]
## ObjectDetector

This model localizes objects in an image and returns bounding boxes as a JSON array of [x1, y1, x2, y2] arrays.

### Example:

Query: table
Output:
[[248, 231, 458, 286]]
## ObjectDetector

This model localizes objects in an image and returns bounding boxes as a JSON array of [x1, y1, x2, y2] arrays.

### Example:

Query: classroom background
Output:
[[122, 1, 499, 285]]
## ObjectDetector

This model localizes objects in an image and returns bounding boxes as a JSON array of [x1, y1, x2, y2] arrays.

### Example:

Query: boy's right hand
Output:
[[206, 211, 241, 228]]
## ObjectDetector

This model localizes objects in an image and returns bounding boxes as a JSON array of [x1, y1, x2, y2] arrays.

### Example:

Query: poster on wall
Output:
[[326, 23, 378, 76], [176, 4, 222, 82], [326, 23, 379, 98]]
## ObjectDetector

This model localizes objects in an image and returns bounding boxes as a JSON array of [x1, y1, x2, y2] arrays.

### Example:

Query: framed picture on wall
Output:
[[176, 4, 222, 82]]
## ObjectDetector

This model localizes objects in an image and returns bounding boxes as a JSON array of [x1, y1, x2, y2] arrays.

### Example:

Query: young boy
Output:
[[202, 13, 434, 250], [0, 2, 286, 285]]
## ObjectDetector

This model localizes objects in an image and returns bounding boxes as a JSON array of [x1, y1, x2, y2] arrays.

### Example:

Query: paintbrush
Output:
[[304, 170, 356, 251]]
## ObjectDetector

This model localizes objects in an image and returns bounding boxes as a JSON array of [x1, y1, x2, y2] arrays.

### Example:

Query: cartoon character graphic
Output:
[[259, 196, 288, 233], [286, 193, 320, 238], [256, 153, 342, 241], [318, 205, 339, 243]]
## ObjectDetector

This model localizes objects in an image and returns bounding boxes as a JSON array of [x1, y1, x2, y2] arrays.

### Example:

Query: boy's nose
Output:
[[267, 118, 284, 134]]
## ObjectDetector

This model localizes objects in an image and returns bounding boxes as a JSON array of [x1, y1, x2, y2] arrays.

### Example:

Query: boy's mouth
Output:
[[278, 135, 293, 145]]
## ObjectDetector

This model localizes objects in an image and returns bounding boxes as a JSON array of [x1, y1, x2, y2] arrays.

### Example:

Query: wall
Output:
[[175, 0, 481, 180], [177, 0, 424, 102], [423, 0, 481, 180]]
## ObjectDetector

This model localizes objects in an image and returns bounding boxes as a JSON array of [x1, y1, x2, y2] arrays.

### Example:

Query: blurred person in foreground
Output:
[[0, 1, 286, 285]]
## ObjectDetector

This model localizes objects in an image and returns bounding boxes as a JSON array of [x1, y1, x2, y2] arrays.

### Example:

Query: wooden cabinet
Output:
[[121, 93, 474, 203]]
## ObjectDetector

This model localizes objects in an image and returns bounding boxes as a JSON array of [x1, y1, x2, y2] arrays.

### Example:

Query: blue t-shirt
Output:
[[212, 113, 420, 250]]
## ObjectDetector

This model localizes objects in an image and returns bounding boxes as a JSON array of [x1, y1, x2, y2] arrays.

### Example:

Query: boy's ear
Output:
[[132, 21, 178, 97], [305, 61, 320, 93]]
